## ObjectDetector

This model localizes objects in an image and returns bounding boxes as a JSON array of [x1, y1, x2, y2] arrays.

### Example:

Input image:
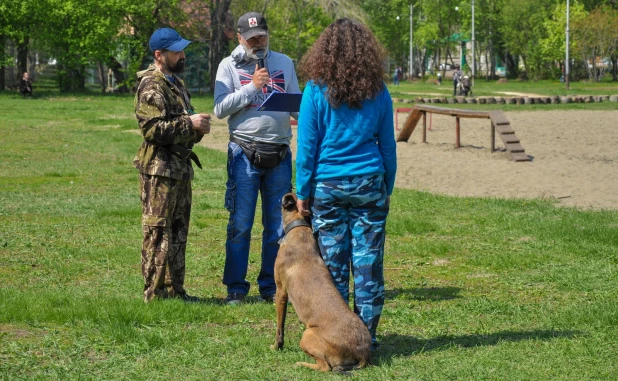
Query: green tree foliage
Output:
[[498, 0, 554, 79], [39, 0, 126, 91], [5, 0, 618, 91], [541, 1, 587, 79], [1, 0, 188, 92], [579, 0, 618, 10], [229, 0, 359, 64], [0, 0, 41, 81], [267, 1, 332, 64], [460, 0, 507, 79], [418, 0, 461, 73], [572, 5, 618, 81], [360, 0, 409, 69]]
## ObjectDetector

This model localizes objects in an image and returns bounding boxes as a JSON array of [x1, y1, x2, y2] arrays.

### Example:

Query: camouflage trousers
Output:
[[310, 174, 389, 343], [139, 173, 192, 302]]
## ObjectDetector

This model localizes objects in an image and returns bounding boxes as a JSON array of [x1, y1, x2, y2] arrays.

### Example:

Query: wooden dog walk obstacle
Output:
[[396, 105, 530, 162]]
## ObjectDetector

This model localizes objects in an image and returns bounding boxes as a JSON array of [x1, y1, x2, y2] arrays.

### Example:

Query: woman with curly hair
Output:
[[295, 18, 397, 350]]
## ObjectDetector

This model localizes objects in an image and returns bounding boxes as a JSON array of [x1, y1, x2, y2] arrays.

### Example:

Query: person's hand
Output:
[[190, 113, 211, 135], [252, 65, 269, 89], [296, 198, 311, 217]]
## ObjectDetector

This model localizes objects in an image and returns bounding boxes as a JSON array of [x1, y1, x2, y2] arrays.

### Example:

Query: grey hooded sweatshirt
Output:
[[214, 45, 300, 145]]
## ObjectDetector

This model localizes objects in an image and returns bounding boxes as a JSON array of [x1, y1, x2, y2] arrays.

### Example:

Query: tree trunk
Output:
[[445, 49, 453, 77], [107, 56, 128, 93], [447, 46, 454, 68], [612, 56, 617, 82], [78, 67, 86, 89], [477, 43, 484, 78], [293, 0, 303, 63], [506, 53, 519, 78], [209, 0, 233, 93], [490, 39, 496, 80], [505, 51, 509, 80], [57, 63, 69, 92], [260, 0, 271, 16], [421, 48, 428, 80], [521, 55, 529, 78], [17, 37, 29, 81], [484, 49, 489, 80], [0, 35, 5, 90], [97, 62, 107, 93], [57, 62, 86, 92]]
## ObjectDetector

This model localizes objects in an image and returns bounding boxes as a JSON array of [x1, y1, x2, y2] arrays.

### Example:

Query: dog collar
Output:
[[284, 218, 311, 235]]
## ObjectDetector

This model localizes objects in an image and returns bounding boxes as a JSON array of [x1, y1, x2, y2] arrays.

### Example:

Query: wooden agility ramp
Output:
[[396, 105, 530, 162]]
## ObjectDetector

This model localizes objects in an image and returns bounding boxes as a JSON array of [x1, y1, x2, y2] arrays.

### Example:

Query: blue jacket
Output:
[[296, 81, 397, 199]]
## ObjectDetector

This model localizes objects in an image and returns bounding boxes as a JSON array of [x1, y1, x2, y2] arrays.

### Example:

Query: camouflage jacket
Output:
[[133, 64, 203, 181]]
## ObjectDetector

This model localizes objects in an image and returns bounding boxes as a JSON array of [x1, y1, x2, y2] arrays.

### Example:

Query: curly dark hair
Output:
[[298, 18, 386, 109]]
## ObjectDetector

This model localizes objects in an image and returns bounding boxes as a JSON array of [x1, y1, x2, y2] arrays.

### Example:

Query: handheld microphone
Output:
[[256, 50, 265, 69]]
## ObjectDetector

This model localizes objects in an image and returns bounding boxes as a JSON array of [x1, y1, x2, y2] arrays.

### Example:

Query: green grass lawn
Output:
[[0, 90, 617, 380]]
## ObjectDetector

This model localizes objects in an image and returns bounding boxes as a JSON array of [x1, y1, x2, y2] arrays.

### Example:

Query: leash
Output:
[[283, 218, 311, 235]]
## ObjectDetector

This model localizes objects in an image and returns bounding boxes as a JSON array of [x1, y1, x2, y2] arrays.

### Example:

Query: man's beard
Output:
[[168, 59, 185, 74], [242, 43, 269, 60]]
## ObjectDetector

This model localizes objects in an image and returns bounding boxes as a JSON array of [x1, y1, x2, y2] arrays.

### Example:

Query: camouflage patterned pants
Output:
[[311, 174, 389, 343], [139, 173, 191, 302]]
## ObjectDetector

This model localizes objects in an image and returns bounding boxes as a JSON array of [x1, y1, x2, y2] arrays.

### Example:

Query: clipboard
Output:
[[257, 92, 302, 112]]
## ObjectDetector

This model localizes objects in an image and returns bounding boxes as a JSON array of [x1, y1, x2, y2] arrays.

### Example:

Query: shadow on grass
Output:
[[190, 295, 274, 305], [385, 287, 462, 301], [375, 329, 582, 365]]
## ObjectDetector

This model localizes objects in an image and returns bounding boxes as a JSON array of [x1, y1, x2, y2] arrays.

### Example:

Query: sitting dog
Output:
[[271, 193, 371, 372]]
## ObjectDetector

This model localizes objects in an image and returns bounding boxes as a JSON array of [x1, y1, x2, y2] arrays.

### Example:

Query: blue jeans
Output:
[[310, 174, 389, 344], [223, 141, 292, 296]]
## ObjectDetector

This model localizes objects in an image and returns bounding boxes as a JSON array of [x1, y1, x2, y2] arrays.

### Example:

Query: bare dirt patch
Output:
[[199, 110, 618, 210]]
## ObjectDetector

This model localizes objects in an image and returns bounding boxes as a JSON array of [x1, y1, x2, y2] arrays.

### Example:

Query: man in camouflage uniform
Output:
[[134, 28, 211, 303]]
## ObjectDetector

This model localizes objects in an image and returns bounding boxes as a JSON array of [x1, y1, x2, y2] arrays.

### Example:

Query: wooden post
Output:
[[422, 111, 427, 143], [491, 121, 495, 152], [456, 116, 461, 148]]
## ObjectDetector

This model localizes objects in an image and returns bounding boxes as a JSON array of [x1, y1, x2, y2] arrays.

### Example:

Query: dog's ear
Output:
[[281, 193, 297, 210]]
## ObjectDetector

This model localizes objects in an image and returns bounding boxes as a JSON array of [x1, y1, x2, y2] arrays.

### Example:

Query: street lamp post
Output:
[[395, 15, 403, 76], [472, 0, 475, 86], [409, 3, 414, 80], [566, 0, 570, 90], [455, 6, 462, 70]]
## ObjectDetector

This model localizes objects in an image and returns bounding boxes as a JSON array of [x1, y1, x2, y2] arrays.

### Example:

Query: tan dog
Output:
[[271, 193, 371, 372]]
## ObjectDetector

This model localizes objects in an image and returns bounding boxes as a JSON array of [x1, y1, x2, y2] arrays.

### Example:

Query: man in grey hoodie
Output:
[[214, 12, 300, 305]]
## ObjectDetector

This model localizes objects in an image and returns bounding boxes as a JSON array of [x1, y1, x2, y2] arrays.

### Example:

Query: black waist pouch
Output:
[[231, 136, 288, 169]]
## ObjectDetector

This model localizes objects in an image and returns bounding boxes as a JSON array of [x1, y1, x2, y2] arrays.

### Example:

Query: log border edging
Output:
[[393, 95, 618, 105]]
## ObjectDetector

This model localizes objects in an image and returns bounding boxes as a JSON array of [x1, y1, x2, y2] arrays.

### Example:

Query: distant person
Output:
[[437, 72, 442, 85], [296, 18, 397, 351], [20, 72, 33, 97], [452, 65, 462, 96], [214, 12, 300, 305], [133, 27, 211, 303], [393, 67, 399, 86]]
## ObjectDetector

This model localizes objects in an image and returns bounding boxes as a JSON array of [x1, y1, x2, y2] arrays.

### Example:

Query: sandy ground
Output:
[[200, 110, 618, 210]]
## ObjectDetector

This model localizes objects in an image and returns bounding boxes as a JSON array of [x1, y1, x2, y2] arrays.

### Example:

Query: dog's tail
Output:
[[332, 356, 370, 375], [354, 357, 370, 370], [332, 368, 353, 376]]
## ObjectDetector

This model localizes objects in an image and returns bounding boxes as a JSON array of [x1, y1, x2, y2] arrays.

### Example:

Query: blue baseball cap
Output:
[[149, 28, 191, 52]]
